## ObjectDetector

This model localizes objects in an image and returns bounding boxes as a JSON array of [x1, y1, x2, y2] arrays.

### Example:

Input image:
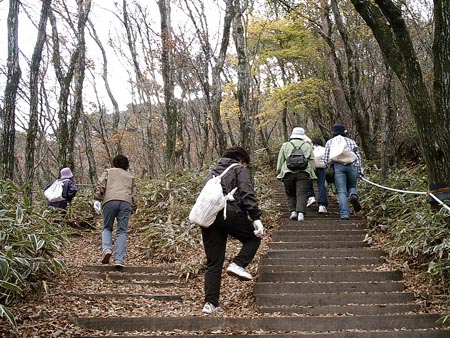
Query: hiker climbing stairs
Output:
[[71, 180, 450, 337]]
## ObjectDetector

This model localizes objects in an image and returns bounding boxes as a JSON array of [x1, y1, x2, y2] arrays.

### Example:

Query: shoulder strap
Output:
[[289, 141, 298, 149], [289, 140, 305, 150], [219, 163, 240, 178]]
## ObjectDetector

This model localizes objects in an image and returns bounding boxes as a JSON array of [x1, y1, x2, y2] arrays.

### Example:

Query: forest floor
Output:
[[2, 215, 274, 337], [2, 203, 450, 337]]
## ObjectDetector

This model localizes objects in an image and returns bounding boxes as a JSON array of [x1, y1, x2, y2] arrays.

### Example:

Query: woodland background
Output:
[[1, 0, 449, 192]]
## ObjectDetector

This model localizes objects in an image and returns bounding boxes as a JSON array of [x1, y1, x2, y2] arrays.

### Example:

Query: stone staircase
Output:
[[71, 181, 450, 337]]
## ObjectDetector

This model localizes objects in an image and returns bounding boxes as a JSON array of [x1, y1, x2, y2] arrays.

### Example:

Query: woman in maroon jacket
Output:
[[200, 146, 264, 314]]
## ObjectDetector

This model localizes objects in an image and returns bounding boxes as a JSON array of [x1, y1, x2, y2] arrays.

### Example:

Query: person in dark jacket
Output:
[[45, 167, 78, 222], [200, 146, 264, 314]]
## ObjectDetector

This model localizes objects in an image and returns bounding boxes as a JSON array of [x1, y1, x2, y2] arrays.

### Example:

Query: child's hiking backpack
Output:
[[44, 179, 67, 202], [189, 163, 239, 228], [286, 141, 308, 171], [329, 135, 357, 165]]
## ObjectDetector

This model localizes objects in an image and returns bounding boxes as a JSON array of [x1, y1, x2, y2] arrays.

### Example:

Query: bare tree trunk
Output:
[[49, 8, 80, 168], [122, 0, 155, 174], [380, 67, 396, 183], [350, 0, 450, 187], [25, 0, 51, 195], [67, 0, 91, 169], [158, 0, 178, 169], [81, 113, 97, 185], [1, 0, 22, 180], [88, 19, 122, 155], [211, 0, 235, 154], [330, 0, 377, 160], [233, 0, 252, 151]]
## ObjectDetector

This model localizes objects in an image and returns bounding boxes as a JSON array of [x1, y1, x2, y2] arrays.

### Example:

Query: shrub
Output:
[[0, 180, 67, 328]]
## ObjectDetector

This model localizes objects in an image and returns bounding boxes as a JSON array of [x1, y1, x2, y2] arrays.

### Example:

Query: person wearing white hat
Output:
[[276, 127, 316, 221]]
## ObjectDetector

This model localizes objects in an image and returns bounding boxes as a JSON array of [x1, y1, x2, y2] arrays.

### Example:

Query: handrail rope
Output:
[[360, 176, 450, 213]]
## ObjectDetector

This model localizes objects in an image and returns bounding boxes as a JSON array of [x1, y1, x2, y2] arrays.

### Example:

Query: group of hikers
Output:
[[44, 123, 363, 314]]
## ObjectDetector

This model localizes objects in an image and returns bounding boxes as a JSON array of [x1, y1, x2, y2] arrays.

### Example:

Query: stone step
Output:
[[255, 292, 414, 306], [260, 257, 384, 266], [66, 292, 182, 301], [82, 272, 177, 282], [264, 248, 385, 259], [258, 264, 379, 272], [253, 281, 405, 294], [272, 234, 365, 241], [71, 314, 443, 332], [78, 330, 450, 338], [268, 241, 366, 249], [272, 229, 367, 235], [257, 271, 402, 283], [280, 223, 367, 231], [82, 265, 169, 273], [258, 303, 422, 316]]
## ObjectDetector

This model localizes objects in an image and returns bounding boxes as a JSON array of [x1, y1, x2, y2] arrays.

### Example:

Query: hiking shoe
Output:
[[202, 302, 219, 314], [101, 249, 112, 264], [349, 194, 361, 212], [297, 212, 304, 222], [307, 197, 316, 207], [114, 261, 126, 268], [226, 262, 253, 281], [289, 211, 298, 220], [318, 205, 327, 213]]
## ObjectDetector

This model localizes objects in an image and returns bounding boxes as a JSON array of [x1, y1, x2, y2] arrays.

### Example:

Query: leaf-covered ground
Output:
[[1, 212, 277, 337], [2, 191, 450, 337]]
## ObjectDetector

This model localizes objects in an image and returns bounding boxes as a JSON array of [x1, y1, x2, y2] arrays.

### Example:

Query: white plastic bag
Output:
[[44, 179, 66, 202], [313, 145, 326, 168], [329, 135, 357, 165], [189, 163, 239, 228], [93, 200, 102, 214]]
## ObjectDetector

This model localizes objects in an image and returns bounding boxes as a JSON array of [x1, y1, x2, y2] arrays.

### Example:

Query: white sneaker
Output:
[[226, 262, 253, 281], [202, 302, 220, 314], [297, 212, 304, 221], [289, 211, 298, 220], [307, 197, 316, 207], [318, 205, 327, 213]]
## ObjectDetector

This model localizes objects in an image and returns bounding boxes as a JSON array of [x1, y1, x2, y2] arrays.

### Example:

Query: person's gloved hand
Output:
[[253, 220, 264, 238], [93, 200, 102, 214]]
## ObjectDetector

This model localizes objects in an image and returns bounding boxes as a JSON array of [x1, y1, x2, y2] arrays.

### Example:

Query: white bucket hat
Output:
[[289, 127, 311, 142]]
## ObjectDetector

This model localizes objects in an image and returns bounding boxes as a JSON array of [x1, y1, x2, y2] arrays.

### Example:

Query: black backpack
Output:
[[286, 141, 308, 171]]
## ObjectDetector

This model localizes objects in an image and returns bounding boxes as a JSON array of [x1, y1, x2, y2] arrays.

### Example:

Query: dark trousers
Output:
[[201, 209, 261, 307], [283, 171, 310, 213]]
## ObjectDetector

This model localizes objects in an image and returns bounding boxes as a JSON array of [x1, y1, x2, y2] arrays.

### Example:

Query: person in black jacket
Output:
[[200, 146, 264, 314], [45, 167, 78, 223]]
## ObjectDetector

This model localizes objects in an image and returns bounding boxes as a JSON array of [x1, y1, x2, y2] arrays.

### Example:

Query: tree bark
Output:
[[88, 19, 122, 155], [25, 0, 52, 196], [211, 0, 235, 154], [67, 0, 91, 169], [158, 0, 178, 169], [49, 8, 80, 168], [233, 0, 252, 151], [1, 0, 22, 180], [349, 0, 450, 186]]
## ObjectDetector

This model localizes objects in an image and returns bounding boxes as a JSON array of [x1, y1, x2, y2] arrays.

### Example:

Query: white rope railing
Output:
[[360, 176, 450, 212]]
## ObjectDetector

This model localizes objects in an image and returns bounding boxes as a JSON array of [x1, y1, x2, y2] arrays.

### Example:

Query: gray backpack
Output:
[[286, 141, 308, 171]]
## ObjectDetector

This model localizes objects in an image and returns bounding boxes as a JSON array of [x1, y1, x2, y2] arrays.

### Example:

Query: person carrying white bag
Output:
[[197, 146, 264, 314], [324, 124, 364, 220]]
